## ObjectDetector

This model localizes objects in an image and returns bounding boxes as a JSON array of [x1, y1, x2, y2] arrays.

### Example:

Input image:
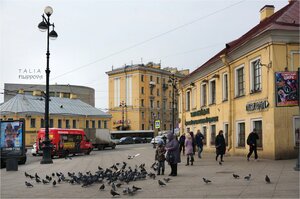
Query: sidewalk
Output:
[[0, 144, 299, 198]]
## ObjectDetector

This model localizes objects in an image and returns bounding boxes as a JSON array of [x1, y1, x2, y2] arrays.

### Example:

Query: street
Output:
[[1, 143, 299, 198]]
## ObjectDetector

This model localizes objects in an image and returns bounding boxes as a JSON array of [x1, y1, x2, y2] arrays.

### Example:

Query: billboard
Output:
[[275, 71, 298, 107], [0, 120, 25, 156]]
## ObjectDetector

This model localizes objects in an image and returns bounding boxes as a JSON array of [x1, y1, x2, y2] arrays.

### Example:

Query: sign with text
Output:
[[275, 71, 298, 107], [155, 120, 160, 129]]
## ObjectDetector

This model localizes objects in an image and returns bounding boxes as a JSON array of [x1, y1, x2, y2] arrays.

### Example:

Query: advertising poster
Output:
[[0, 121, 23, 153], [275, 72, 299, 107]]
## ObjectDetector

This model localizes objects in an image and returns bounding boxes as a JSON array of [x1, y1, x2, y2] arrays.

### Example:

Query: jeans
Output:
[[247, 145, 258, 159], [197, 145, 203, 158], [157, 160, 165, 174]]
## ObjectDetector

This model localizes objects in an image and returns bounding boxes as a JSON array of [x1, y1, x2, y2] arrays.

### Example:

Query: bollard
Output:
[[6, 158, 18, 171]]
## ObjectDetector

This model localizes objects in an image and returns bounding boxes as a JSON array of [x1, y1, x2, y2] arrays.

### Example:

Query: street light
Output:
[[119, 101, 127, 130], [38, 6, 58, 164], [168, 74, 178, 134]]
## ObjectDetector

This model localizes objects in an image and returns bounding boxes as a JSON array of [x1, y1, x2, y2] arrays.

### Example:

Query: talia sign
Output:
[[18, 68, 43, 80]]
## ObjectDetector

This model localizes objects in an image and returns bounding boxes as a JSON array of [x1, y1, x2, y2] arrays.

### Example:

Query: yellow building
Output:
[[0, 93, 111, 146], [106, 62, 188, 133], [178, 1, 299, 159]]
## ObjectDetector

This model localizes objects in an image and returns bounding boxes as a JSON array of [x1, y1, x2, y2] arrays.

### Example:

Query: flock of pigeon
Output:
[[24, 161, 173, 197]]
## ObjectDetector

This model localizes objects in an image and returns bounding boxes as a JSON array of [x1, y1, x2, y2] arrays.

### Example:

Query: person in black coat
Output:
[[246, 129, 259, 161], [215, 130, 226, 162]]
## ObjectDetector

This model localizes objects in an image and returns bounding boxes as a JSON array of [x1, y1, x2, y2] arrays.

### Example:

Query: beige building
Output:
[[178, 1, 299, 159], [106, 62, 188, 133]]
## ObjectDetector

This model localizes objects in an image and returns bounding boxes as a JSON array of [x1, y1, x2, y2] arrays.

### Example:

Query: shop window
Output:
[[235, 65, 245, 97], [201, 84, 207, 107], [202, 126, 207, 145], [210, 124, 216, 145], [209, 80, 216, 104], [236, 121, 245, 147], [250, 58, 262, 93], [223, 73, 228, 101]]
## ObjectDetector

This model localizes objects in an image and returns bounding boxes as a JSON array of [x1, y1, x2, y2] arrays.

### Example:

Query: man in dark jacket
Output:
[[195, 130, 205, 158], [246, 129, 259, 161]]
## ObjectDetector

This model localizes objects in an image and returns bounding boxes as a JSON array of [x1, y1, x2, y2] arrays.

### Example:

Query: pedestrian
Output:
[[215, 130, 226, 162], [246, 128, 259, 161], [185, 133, 194, 166], [165, 132, 181, 176], [179, 133, 186, 156], [189, 131, 196, 155], [155, 140, 166, 175], [195, 130, 205, 158]]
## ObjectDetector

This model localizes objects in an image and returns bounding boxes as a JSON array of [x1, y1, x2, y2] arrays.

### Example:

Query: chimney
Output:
[[260, 5, 275, 21]]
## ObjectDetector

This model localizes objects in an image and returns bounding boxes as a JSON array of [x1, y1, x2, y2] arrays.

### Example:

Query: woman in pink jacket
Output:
[[185, 133, 194, 166]]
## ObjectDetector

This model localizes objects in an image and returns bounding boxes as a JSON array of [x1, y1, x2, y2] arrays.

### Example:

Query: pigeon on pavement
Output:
[[265, 175, 271, 183]]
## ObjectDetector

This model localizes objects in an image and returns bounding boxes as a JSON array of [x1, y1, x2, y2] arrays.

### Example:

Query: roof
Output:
[[0, 94, 111, 118], [184, 0, 299, 81]]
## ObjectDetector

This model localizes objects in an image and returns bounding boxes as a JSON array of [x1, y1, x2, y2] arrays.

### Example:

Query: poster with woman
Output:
[[0, 121, 23, 150], [275, 72, 299, 107]]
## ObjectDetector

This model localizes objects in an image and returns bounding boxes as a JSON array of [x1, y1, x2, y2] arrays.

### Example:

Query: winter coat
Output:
[[247, 132, 259, 146], [195, 133, 205, 147], [179, 135, 185, 146], [165, 132, 181, 164], [185, 139, 194, 155], [155, 145, 166, 161], [215, 134, 226, 155]]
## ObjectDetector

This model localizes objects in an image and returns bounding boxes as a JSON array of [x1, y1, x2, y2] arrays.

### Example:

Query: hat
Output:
[[158, 140, 164, 146]]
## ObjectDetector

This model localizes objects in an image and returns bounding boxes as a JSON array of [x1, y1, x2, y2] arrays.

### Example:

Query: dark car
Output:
[[133, 137, 147, 144], [119, 137, 134, 144]]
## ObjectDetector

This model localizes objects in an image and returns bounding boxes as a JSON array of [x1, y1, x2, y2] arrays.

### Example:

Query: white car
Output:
[[31, 143, 37, 156], [151, 136, 164, 144]]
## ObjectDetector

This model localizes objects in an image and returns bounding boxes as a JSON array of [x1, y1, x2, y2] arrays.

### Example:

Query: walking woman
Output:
[[215, 130, 226, 162], [185, 133, 194, 166], [165, 132, 181, 176]]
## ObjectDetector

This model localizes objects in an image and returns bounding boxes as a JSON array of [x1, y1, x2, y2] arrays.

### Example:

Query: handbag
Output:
[[166, 151, 175, 164]]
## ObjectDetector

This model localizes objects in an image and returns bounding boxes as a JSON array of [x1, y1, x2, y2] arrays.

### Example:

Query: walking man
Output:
[[246, 128, 259, 161], [195, 130, 205, 158]]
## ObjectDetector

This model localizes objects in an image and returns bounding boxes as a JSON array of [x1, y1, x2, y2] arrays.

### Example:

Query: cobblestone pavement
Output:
[[0, 144, 299, 198]]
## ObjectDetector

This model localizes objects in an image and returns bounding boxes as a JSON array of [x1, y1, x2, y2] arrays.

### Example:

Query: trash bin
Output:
[[6, 158, 18, 171]]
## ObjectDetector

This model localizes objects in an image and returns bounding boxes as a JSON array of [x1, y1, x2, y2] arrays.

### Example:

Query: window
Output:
[[157, 77, 160, 84], [58, 119, 62, 128], [150, 76, 153, 81], [157, 89, 160, 96], [150, 100, 154, 108], [236, 121, 245, 147], [50, 119, 54, 128], [250, 58, 261, 92], [157, 112, 160, 119], [164, 124, 167, 130], [210, 124, 216, 145], [191, 88, 196, 109], [252, 119, 262, 148], [104, 121, 107, 128], [30, 118, 36, 128], [126, 75, 132, 105], [92, 120, 95, 128], [114, 78, 120, 107], [224, 123, 229, 146], [202, 126, 207, 145], [142, 112, 145, 119], [40, 118, 45, 128], [66, 119, 70, 128], [209, 80, 216, 104], [142, 124, 145, 130], [223, 73, 228, 101], [235, 66, 245, 97], [73, 120, 76, 128], [141, 99, 144, 107], [186, 91, 191, 111], [201, 84, 207, 106], [86, 120, 89, 128], [150, 88, 153, 95], [98, 120, 102, 128], [141, 87, 144, 94], [141, 74, 144, 82], [169, 91, 171, 97], [157, 101, 160, 108]]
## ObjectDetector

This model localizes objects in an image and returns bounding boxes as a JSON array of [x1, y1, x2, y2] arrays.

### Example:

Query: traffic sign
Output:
[[155, 120, 160, 129]]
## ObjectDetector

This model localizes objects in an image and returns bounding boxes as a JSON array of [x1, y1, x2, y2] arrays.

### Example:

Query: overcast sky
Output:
[[0, 0, 287, 109]]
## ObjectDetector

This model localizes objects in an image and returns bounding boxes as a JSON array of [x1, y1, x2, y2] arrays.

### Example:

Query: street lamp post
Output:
[[38, 6, 58, 164], [168, 74, 177, 134], [119, 101, 127, 130]]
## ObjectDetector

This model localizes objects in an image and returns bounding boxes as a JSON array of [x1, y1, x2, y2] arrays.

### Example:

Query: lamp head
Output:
[[44, 6, 53, 17], [49, 29, 58, 40], [38, 20, 48, 32]]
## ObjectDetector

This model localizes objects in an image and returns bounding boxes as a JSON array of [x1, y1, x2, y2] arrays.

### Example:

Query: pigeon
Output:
[[116, 183, 122, 188], [163, 178, 171, 183], [25, 172, 30, 178], [128, 153, 140, 159], [244, 174, 251, 180], [112, 182, 116, 191], [203, 178, 211, 184], [233, 174, 240, 179], [99, 184, 105, 190], [35, 178, 41, 183], [132, 185, 142, 191], [52, 180, 56, 186], [110, 189, 120, 197], [52, 173, 55, 177], [25, 181, 34, 187], [265, 175, 271, 183], [58, 178, 62, 184], [42, 179, 49, 184], [158, 179, 166, 186], [35, 173, 40, 179]]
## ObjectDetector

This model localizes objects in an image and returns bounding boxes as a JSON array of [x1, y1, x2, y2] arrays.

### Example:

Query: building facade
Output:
[[4, 83, 95, 107], [178, 1, 299, 159], [106, 62, 188, 133], [0, 94, 111, 146]]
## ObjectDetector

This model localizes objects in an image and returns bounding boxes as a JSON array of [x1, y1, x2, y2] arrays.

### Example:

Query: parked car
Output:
[[133, 137, 147, 144], [151, 136, 163, 145], [31, 143, 37, 156], [119, 137, 134, 144]]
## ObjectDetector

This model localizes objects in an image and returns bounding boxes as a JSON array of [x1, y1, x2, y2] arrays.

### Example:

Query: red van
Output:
[[36, 128, 93, 158]]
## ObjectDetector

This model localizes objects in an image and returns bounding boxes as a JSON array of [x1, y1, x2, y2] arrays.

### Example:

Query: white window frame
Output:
[[209, 79, 216, 104], [235, 65, 245, 97], [250, 118, 263, 148], [235, 120, 245, 147], [126, 75, 132, 106], [223, 122, 229, 146], [186, 90, 191, 111], [210, 124, 216, 146], [222, 73, 228, 101], [191, 87, 197, 109], [200, 83, 207, 107], [249, 57, 262, 92], [293, 116, 300, 147], [114, 77, 120, 107]]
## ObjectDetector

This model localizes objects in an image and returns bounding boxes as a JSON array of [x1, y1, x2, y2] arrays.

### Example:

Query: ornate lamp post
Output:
[[119, 101, 127, 130], [38, 6, 58, 164], [168, 74, 178, 134]]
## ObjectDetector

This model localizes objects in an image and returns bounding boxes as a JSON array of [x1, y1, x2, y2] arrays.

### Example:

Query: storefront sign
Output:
[[275, 71, 298, 107], [246, 100, 269, 112], [185, 116, 218, 126], [190, 108, 210, 117]]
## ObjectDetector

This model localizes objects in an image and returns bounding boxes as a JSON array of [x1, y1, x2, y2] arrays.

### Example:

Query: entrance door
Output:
[[252, 120, 262, 148]]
